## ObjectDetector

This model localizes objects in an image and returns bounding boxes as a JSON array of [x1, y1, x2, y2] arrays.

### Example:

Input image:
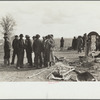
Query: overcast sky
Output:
[[0, 1, 100, 39]]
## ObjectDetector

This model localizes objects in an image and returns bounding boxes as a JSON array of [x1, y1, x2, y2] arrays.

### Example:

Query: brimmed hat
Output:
[[78, 36, 82, 38], [27, 35, 30, 38], [47, 35, 51, 38], [32, 36, 36, 38], [45, 36, 48, 39], [25, 35, 30, 38], [50, 34, 53, 37], [19, 34, 24, 37], [15, 35, 18, 37], [36, 34, 40, 38]]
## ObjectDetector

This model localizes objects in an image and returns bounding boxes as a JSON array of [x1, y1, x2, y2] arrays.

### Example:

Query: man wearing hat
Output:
[[43, 35, 50, 67], [49, 34, 55, 66], [11, 35, 19, 65], [17, 34, 25, 69], [33, 34, 43, 68], [3, 35, 11, 66], [44, 34, 55, 68], [25, 35, 32, 67]]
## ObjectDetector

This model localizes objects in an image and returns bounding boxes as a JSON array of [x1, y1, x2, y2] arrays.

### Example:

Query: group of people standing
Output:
[[3, 33, 55, 69], [72, 34, 96, 53], [72, 36, 84, 53]]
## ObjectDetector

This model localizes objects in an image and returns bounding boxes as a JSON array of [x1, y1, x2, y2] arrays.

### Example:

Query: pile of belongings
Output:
[[47, 62, 75, 81], [54, 56, 69, 64], [79, 56, 88, 63], [94, 53, 100, 63], [47, 62, 97, 81]]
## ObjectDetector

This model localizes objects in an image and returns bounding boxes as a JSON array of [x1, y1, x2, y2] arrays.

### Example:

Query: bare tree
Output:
[[0, 15, 16, 38]]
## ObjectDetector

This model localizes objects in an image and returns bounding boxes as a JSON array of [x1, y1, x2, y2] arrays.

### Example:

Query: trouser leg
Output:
[[26, 50, 29, 64], [51, 51, 55, 63], [28, 52, 32, 66], [4, 59, 7, 66], [34, 53, 36, 66], [7, 59, 10, 65], [39, 54, 42, 67], [29, 53, 32, 66], [20, 51, 24, 67], [11, 50, 16, 64], [6, 50, 10, 66], [17, 50, 24, 68], [35, 53, 38, 68], [17, 52, 20, 67]]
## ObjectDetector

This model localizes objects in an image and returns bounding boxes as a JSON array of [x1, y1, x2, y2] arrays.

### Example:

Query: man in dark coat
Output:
[[72, 36, 77, 50], [42, 36, 47, 67], [17, 34, 25, 69], [11, 35, 19, 65], [25, 35, 32, 67], [4, 35, 11, 66], [60, 37, 64, 51], [43, 35, 50, 67], [33, 34, 43, 68]]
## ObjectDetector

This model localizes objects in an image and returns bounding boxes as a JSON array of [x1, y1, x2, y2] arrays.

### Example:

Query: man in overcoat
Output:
[[4, 35, 11, 66], [17, 34, 25, 69], [11, 35, 19, 65], [33, 34, 43, 68], [25, 35, 32, 67]]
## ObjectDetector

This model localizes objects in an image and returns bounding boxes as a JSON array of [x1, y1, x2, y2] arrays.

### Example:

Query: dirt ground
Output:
[[0, 50, 100, 82]]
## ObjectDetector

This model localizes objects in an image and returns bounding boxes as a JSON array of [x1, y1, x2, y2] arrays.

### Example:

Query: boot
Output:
[[4, 59, 7, 66], [7, 59, 10, 66], [47, 62, 50, 69]]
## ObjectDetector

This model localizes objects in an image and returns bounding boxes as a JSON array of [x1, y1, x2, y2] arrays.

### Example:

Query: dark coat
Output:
[[60, 38, 64, 47], [18, 39, 25, 52], [72, 38, 77, 50], [33, 39, 43, 54], [12, 39, 19, 52], [4, 40, 11, 59], [17, 39, 25, 67], [25, 39, 32, 53], [4, 40, 11, 52]]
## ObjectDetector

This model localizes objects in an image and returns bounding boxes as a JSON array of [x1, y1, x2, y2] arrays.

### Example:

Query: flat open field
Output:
[[0, 50, 100, 82]]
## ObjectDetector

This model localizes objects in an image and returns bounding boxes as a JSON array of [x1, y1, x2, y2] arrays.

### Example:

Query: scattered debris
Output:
[[47, 62, 75, 81], [27, 54, 99, 81], [67, 47, 73, 50], [81, 61, 94, 68], [73, 70, 97, 81], [68, 61, 81, 67], [95, 58, 100, 63], [79, 56, 88, 63], [27, 68, 48, 79], [94, 53, 100, 58], [54, 56, 69, 63], [89, 51, 96, 58], [54, 56, 64, 62]]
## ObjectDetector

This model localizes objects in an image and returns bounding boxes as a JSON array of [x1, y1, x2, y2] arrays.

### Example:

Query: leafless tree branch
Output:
[[0, 15, 16, 37]]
